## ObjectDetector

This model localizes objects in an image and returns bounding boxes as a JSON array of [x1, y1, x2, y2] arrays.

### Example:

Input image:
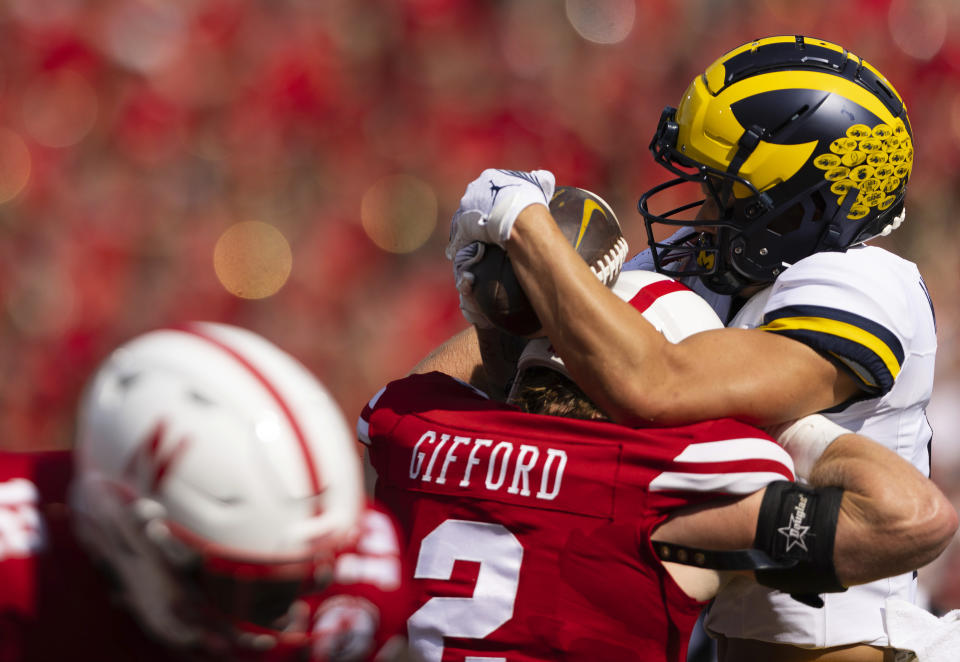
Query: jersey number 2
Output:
[[407, 519, 523, 662]]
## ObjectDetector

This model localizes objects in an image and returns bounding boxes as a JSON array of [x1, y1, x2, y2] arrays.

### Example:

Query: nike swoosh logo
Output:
[[575, 199, 604, 250]]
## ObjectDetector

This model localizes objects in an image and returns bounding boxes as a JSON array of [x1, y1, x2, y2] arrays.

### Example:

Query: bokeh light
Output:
[[501, 0, 572, 79], [0, 128, 31, 203], [9, 0, 81, 26], [102, 0, 187, 74], [888, 0, 948, 61], [565, 0, 635, 45], [7, 261, 77, 339], [361, 174, 438, 254], [21, 70, 99, 148], [213, 221, 293, 299]]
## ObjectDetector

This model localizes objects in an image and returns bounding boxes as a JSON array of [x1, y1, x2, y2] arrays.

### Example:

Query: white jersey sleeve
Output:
[[733, 245, 934, 398], [709, 244, 937, 649]]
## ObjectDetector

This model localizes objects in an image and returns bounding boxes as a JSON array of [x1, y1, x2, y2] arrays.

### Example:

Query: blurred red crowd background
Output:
[[0, 0, 959, 608]]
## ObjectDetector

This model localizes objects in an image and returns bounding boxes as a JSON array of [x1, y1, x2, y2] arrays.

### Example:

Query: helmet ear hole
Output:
[[811, 190, 827, 218], [766, 202, 809, 237]]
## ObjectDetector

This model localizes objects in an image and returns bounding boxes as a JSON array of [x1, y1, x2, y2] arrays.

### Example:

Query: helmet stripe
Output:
[[723, 71, 899, 128], [172, 324, 324, 505], [627, 279, 691, 314]]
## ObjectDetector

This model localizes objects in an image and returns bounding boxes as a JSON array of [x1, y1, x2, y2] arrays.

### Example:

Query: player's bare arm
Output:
[[409, 326, 526, 402], [409, 326, 480, 379], [808, 434, 957, 584], [653, 431, 956, 596], [506, 204, 860, 427]]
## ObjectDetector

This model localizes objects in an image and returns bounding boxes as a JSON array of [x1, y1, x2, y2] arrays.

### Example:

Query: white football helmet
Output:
[[70, 322, 364, 651], [508, 270, 724, 400]]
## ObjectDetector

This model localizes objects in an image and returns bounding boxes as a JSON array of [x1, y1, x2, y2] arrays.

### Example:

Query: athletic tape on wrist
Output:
[[768, 414, 850, 480]]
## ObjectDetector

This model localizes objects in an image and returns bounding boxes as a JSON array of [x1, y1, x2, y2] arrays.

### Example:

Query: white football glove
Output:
[[452, 242, 493, 328], [445, 168, 555, 260]]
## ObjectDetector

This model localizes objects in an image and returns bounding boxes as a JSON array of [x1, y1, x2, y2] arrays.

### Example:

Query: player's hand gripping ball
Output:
[[470, 186, 628, 336]]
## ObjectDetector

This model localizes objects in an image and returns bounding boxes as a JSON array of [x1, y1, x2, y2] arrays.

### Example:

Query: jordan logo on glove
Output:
[[489, 180, 518, 206]]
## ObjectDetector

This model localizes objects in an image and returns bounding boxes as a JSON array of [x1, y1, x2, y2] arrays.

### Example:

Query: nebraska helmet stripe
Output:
[[173, 324, 324, 503], [627, 278, 692, 314]]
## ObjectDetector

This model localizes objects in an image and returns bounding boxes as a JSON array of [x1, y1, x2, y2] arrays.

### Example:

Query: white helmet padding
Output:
[[508, 270, 724, 401]]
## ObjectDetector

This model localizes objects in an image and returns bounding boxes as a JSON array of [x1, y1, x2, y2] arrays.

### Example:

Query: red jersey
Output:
[[0, 450, 411, 662], [359, 372, 795, 662]]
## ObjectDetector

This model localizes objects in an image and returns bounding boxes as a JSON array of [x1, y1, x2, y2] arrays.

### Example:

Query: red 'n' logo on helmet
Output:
[[123, 421, 190, 493]]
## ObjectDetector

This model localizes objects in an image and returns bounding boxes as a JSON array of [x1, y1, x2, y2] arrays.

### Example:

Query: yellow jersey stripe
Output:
[[759, 316, 901, 379]]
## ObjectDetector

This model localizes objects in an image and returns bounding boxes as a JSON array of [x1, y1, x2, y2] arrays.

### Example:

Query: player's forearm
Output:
[[810, 433, 957, 585], [506, 205, 682, 425], [506, 206, 844, 427], [410, 326, 523, 399], [409, 327, 482, 380]]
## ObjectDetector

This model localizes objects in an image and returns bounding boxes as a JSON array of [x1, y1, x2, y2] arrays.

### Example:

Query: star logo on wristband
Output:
[[777, 494, 812, 552]]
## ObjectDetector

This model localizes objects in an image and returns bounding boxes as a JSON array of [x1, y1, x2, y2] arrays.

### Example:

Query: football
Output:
[[471, 186, 628, 336]]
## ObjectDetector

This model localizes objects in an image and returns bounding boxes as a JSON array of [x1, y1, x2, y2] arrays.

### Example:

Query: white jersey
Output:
[[707, 245, 935, 648], [627, 242, 937, 647]]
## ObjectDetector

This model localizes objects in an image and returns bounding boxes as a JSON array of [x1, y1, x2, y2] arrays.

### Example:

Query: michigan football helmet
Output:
[[70, 322, 364, 651], [638, 35, 913, 294]]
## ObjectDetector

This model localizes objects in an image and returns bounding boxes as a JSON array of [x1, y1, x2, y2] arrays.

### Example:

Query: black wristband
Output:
[[754, 480, 846, 599]]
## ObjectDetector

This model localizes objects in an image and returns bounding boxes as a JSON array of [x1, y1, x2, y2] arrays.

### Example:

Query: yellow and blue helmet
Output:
[[638, 35, 913, 294]]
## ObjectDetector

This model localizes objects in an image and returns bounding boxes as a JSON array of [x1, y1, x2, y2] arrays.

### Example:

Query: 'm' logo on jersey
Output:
[[777, 494, 811, 552]]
